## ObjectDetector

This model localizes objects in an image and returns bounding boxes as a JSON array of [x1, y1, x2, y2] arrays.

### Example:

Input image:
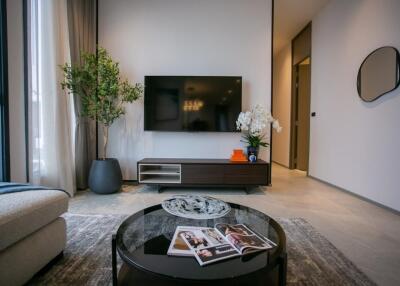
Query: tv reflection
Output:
[[181, 101, 230, 131]]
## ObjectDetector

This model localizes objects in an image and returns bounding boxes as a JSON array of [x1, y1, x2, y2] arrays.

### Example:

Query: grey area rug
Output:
[[28, 213, 376, 286]]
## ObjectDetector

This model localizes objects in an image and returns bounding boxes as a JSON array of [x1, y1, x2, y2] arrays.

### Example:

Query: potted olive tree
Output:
[[61, 47, 143, 194]]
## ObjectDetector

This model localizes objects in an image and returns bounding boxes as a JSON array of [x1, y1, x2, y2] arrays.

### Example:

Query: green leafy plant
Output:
[[61, 47, 143, 159], [241, 134, 269, 148]]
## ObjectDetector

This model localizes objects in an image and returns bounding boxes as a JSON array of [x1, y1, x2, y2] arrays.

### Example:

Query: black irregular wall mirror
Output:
[[357, 46, 400, 102]]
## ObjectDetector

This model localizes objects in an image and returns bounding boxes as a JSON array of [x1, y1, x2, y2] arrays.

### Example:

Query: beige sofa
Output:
[[0, 190, 69, 286]]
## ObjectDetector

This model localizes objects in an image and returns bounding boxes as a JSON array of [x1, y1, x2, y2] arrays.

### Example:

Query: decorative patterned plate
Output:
[[161, 195, 231, 219]]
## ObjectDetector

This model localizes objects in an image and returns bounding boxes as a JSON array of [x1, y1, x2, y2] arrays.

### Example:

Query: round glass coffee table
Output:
[[112, 203, 287, 286]]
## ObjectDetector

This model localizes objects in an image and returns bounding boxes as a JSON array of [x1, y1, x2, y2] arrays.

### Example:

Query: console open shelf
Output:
[[138, 164, 181, 184]]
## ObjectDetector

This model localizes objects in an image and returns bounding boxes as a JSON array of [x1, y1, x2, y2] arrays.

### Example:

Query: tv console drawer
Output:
[[181, 165, 224, 184], [223, 165, 268, 185], [181, 164, 268, 185]]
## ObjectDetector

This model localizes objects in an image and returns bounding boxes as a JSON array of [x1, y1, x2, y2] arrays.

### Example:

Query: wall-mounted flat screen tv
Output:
[[144, 76, 242, 132]]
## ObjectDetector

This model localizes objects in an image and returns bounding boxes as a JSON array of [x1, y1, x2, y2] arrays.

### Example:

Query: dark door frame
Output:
[[289, 23, 312, 171], [0, 0, 10, 181], [268, 0, 274, 185]]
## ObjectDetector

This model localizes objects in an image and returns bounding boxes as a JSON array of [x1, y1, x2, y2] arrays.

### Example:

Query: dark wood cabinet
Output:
[[138, 158, 269, 192], [182, 165, 224, 184], [223, 165, 268, 185]]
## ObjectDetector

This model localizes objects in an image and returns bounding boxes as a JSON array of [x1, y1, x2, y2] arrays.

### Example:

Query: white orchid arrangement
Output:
[[236, 104, 282, 148]]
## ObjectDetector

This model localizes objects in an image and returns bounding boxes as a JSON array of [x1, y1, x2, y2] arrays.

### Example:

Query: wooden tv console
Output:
[[137, 158, 269, 193]]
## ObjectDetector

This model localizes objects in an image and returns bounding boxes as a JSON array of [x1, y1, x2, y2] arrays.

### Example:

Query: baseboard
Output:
[[123, 180, 138, 186], [271, 160, 290, 169], [308, 175, 400, 216]]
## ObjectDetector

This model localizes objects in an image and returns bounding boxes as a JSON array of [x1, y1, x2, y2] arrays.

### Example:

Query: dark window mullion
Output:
[[0, 0, 10, 182]]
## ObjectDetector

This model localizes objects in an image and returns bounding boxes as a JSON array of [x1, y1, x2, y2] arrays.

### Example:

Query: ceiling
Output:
[[274, 0, 330, 55]]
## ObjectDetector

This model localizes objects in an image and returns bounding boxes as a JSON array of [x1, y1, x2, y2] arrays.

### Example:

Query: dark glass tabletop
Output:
[[116, 203, 286, 281]]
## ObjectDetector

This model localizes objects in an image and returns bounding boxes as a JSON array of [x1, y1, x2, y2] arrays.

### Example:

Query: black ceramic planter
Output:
[[247, 146, 259, 162], [88, 158, 122, 194]]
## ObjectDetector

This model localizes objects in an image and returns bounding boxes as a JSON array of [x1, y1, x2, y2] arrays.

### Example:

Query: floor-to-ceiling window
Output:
[[25, 0, 40, 182], [0, 0, 10, 182], [24, 0, 75, 195]]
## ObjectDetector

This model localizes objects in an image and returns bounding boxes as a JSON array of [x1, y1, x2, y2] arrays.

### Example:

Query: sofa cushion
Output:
[[0, 217, 66, 286], [0, 190, 68, 251]]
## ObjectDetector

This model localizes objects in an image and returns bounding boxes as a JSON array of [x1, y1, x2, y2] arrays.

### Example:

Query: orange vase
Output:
[[230, 149, 247, 162]]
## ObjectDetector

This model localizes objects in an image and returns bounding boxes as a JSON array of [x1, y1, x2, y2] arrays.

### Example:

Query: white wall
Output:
[[272, 43, 291, 167], [310, 0, 400, 211], [7, 0, 27, 182], [99, 0, 272, 179]]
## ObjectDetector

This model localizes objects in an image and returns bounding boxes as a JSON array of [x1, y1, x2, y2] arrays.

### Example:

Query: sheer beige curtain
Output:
[[27, 0, 76, 195], [67, 0, 97, 190]]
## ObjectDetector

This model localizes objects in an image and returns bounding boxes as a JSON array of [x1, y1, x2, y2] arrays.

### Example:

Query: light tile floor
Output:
[[69, 164, 400, 286]]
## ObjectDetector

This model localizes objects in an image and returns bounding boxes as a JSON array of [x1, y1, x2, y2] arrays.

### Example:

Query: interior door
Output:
[[294, 58, 311, 171]]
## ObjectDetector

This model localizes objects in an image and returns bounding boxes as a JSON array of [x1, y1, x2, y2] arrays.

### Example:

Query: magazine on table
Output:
[[168, 223, 276, 266], [167, 226, 211, 256]]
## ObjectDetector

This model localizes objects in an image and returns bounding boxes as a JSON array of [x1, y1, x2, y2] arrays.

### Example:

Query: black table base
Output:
[[112, 236, 287, 286], [117, 262, 285, 286]]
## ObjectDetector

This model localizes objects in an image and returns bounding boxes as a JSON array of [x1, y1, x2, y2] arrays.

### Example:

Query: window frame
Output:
[[0, 0, 10, 182]]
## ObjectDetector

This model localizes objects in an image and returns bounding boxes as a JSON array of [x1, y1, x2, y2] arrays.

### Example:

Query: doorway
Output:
[[292, 57, 311, 171], [289, 23, 311, 172]]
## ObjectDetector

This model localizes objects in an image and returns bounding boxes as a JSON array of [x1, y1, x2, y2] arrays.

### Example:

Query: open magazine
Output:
[[167, 223, 276, 266]]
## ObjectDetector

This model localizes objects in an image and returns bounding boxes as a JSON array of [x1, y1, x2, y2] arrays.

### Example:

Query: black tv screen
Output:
[[144, 76, 242, 132]]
